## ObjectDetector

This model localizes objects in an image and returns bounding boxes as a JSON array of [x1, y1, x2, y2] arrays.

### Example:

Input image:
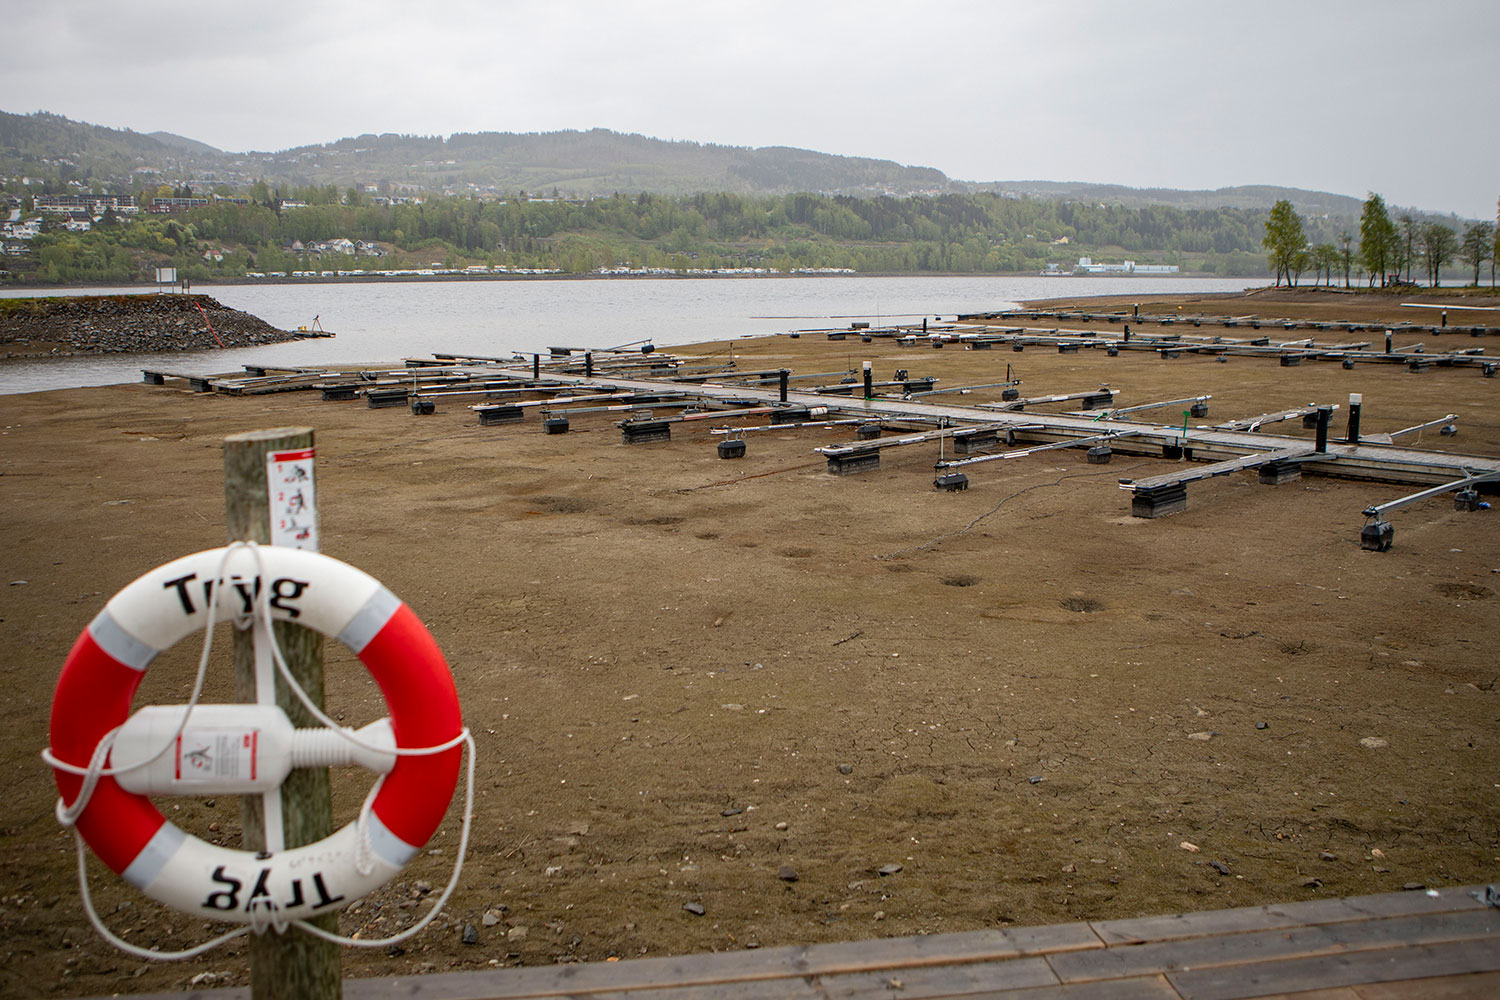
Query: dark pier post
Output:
[[863, 361, 873, 400], [1315, 406, 1333, 453], [224, 428, 339, 1000], [778, 369, 789, 403], [585, 352, 593, 378], [532, 353, 540, 379], [1345, 393, 1362, 445], [1385, 329, 1394, 354], [1123, 324, 1131, 342]]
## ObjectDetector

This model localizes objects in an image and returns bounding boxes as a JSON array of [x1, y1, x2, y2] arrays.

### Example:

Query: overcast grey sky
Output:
[[5, 0, 1496, 219]]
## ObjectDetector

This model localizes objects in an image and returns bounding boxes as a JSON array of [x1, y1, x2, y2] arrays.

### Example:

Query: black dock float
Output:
[[366, 388, 410, 409], [856, 423, 882, 440], [1361, 520, 1394, 551], [1086, 445, 1112, 464], [953, 429, 999, 454], [621, 419, 671, 444], [543, 417, 570, 434], [320, 385, 359, 401], [410, 397, 436, 415], [717, 438, 746, 459], [771, 406, 813, 425], [933, 472, 969, 492], [142, 370, 165, 384], [477, 404, 525, 425], [1258, 460, 1302, 485], [1131, 483, 1188, 518], [826, 451, 881, 476]]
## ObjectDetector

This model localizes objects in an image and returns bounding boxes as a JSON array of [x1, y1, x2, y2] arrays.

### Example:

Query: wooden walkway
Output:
[[108, 885, 1500, 999], [477, 365, 1500, 488]]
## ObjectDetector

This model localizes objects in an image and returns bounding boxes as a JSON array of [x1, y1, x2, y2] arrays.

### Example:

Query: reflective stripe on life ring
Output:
[[49, 546, 462, 924]]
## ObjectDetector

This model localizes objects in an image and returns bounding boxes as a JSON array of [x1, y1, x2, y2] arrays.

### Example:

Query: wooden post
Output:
[[224, 427, 341, 1000]]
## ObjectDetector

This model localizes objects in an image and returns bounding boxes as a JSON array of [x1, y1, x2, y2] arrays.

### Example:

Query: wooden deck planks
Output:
[[85, 886, 1500, 1000], [1051, 909, 1500, 984], [1167, 937, 1500, 1000], [1093, 886, 1489, 947]]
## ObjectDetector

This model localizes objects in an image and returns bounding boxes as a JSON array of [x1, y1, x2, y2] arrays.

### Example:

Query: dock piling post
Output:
[[224, 428, 340, 1000]]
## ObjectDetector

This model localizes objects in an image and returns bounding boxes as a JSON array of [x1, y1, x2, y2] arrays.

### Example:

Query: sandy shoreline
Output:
[[3, 288, 1496, 997]]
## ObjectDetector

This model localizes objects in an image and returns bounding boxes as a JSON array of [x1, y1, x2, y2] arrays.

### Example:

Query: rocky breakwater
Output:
[[0, 293, 315, 358]]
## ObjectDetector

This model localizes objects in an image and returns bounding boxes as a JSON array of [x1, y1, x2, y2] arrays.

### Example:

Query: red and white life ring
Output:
[[48, 546, 462, 924]]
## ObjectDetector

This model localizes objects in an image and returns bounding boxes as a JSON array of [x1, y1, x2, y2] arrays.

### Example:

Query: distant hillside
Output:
[[0, 112, 948, 198], [969, 180, 1370, 220], [255, 129, 952, 197], [0, 109, 1425, 220]]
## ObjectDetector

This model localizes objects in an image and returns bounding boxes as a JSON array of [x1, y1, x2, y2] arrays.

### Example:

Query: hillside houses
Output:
[[287, 237, 384, 257], [34, 194, 138, 215]]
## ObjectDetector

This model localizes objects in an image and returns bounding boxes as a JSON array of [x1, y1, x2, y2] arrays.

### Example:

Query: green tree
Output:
[[1358, 193, 1397, 286], [1419, 221, 1457, 286], [1339, 232, 1353, 288], [1458, 221, 1493, 286], [1262, 200, 1307, 286], [1311, 243, 1340, 286], [1397, 212, 1419, 282]]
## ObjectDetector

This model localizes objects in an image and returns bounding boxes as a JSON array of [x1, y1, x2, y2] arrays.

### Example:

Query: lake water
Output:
[[0, 275, 1269, 394]]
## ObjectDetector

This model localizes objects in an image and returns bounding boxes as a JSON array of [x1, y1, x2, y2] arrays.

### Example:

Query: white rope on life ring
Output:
[[46, 544, 465, 934]]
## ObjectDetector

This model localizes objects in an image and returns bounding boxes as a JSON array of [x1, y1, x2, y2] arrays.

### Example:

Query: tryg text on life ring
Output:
[[49, 546, 462, 924]]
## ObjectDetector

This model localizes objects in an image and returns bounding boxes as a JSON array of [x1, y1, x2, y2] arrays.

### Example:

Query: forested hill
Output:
[[4, 109, 1372, 216], [0, 112, 947, 198], [977, 180, 1368, 219]]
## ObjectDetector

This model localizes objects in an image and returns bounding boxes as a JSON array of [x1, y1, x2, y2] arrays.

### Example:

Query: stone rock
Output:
[[837, 763, 854, 775], [777, 866, 799, 882], [0, 293, 308, 358], [878, 863, 903, 876], [1359, 736, 1389, 749], [482, 909, 502, 927], [461, 923, 479, 945], [683, 902, 706, 916]]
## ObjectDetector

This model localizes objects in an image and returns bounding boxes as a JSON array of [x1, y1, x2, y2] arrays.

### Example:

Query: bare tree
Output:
[[1398, 212, 1419, 282], [1419, 222, 1457, 287], [1459, 221, 1493, 286]]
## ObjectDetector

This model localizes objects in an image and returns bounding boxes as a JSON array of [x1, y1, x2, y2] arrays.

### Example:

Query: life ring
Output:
[[48, 546, 462, 924]]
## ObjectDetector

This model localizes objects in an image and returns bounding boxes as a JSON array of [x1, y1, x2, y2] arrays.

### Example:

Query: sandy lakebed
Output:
[[1, 286, 1497, 997]]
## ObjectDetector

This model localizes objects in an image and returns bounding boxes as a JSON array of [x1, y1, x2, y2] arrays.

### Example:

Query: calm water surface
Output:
[[0, 276, 1269, 394]]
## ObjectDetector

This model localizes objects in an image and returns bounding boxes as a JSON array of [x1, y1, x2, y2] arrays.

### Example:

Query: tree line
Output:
[[1263, 194, 1497, 288], [6, 183, 1494, 287]]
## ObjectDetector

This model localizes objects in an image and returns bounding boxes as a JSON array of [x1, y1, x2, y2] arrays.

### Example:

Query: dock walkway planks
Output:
[[98, 884, 1500, 1000]]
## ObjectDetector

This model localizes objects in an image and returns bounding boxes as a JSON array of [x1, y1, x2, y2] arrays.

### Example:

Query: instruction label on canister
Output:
[[267, 447, 317, 550], [176, 729, 259, 782]]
